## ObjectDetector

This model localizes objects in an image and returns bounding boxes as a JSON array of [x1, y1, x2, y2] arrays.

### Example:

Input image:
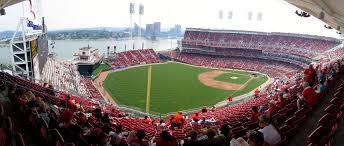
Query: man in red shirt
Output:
[[297, 82, 318, 109], [192, 112, 201, 122], [144, 116, 152, 125]]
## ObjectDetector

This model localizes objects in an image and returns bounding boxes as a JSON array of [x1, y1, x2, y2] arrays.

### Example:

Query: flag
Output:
[[29, 0, 36, 19]]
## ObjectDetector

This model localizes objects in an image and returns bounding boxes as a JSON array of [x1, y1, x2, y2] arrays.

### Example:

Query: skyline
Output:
[[0, 0, 341, 38]]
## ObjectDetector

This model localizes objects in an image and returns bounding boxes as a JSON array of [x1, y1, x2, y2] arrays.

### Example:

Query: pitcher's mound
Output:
[[230, 76, 238, 79]]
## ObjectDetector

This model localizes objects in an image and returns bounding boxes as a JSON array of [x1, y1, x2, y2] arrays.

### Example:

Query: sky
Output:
[[0, 0, 341, 38]]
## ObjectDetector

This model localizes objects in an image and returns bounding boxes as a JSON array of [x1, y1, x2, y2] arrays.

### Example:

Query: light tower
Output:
[[129, 2, 135, 51], [139, 4, 144, 49], [10, 0, 44, 81]]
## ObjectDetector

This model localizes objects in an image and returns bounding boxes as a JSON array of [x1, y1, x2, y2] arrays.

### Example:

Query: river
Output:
[[0, 37, 180, 64]]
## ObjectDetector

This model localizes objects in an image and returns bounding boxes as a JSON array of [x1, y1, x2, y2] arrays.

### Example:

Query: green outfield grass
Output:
[[103, 62, 268, 114]]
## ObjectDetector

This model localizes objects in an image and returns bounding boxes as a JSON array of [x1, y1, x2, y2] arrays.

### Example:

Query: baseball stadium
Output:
[[1, 0, 344, 146]]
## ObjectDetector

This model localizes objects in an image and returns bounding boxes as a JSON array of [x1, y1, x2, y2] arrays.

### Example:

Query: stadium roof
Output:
[[285, 0, 344, 34], [0, 0, 25, 9]]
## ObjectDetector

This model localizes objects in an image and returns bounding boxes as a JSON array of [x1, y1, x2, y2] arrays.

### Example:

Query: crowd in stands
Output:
[[80, 77, 102, 99], [42, 57, 89, 96], [110, 49, 160, 67], [181, 47, 311, 68], [326, 47, 344, 61], [42, 57, 103, 100], [0, 52, 343, 145], [169, 52, 301, 78], [183, 28, 341, 56]]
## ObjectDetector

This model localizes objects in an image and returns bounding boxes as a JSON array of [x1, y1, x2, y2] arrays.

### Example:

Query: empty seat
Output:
[[0, 129, 8, 146], [317, 113, 336, 128], [12, 133, 25, 146], [324, 104, 339, 115], [307, 126, 331, 145], [48, 129, 65, 146]]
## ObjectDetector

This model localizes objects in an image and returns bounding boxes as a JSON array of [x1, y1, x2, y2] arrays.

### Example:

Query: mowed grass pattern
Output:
[[103, 62, 268, 114]]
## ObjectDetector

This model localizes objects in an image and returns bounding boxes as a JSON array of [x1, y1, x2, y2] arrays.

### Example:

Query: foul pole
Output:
[[146, 65, 152, 112]]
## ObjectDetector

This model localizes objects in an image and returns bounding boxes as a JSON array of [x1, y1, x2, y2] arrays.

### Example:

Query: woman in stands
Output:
[[250, 106, 260, 122], [257, 114, 281, 146]]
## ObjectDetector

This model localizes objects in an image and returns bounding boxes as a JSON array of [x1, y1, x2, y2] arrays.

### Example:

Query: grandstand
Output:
[[110, 49, 160, 67], [2, 0, 344, 146], [1, 58, 344, 145]]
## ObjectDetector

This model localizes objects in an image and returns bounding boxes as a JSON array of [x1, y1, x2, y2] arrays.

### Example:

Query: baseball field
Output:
[[102, 62, 268, 114]]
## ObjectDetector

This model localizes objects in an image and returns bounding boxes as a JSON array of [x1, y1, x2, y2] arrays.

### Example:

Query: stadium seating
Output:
[[0, 47, 344, 145], [42, 57, 89, 97], [110, 49, 160, 67], [0, 31, 344, 146], [168, 52, 301, 78], [183, 28, 341, 55]]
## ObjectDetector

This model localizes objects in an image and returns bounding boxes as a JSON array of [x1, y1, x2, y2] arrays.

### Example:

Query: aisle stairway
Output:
[[287, 76, 344, 146]]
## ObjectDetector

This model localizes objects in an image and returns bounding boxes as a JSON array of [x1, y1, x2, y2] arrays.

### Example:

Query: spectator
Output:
[[38, 102, 50, 124], [214, 124, 232, 146], [171, 112, 183, 129], [265, 101, 276, 116], [156, 130, 178, 146], [297, 82, 318, 109], [247, 130, 264, 146], [250, 106, 260, 122], [102, 113, 110, 124], [60, 109, 74, 127], [254, 89, 260, 98], [129, 129, 149, 146], [144, 116, 152, 125], [199, 117, 216, 125], [282, 89, 291, 100], [211, 106, 216, 112], [67, 99, 78, 113], [275, 93, 286, 108], [184, 131, 201, 146], [157, 120, 166, 130], [109, 125, 128, 146], [201, 107, 208, 113], [316, 80, 326, 94], [192, 112, 201, 122], [258, 114, 281, 146], [202, 128, 217, 146], [198, 128, 209, 141]]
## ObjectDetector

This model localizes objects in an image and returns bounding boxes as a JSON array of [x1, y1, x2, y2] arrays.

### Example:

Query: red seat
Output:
[[330, 97, 343, 106], [172, 129, 186, 140], [317, 113, 336, 128], [231, 126, 247, 138], [48, 129, 65, 146], [0, 129, 8, 146], [307, 126, 330, 145], [3, 117, 12, 137], [12, 133, 25, 146], [324, 104, 339, 115]]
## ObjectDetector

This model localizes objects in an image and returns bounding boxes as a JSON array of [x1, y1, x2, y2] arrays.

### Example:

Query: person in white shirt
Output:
[[258, 114, 281, 146]]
